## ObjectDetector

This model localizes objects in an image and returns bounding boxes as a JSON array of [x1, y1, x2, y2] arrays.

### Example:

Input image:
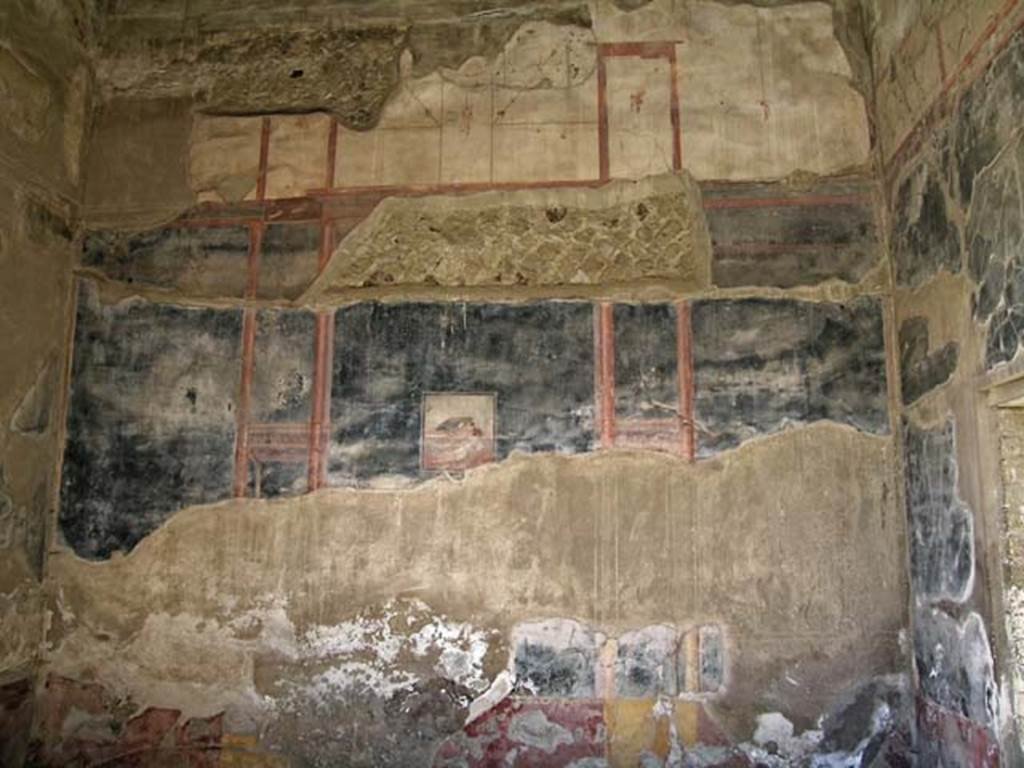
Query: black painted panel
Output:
[[251, 310, 316, 424], [59, 281, 241, 559], [903, 419, 973, 603], [705, 180, 878, 289], [950, 27, 1024, 207], [329, 302, 595, 485], [890, 162, 961, 290], [248, 309, 317, 499], [613, 304, 678, 420], [915, 608, 994, 725], [691, 297, 888, 456], [259, 223, 320, 300], [82, 226, 250, 298]]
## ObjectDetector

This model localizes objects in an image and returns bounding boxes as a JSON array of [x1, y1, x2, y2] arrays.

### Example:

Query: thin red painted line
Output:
[[233, 308, 258, 498], [598, 41, 677, 58], [233, 221, 263, 498], [936, 26, 948, 82], [597, 52, 610, 182], [598, 302, 616, 449], [246, 222, 262, 299], [669, 45, 682, 172], [325, 118, 338, 190], [312, 178, 608, 199], [318, 220, 334, 272], [676, 301, 695, 462], [886, 0, 1023, 174], [702, 193, 870, 210], [948, 0, 1019, 91], [256, 116, 271, 202]]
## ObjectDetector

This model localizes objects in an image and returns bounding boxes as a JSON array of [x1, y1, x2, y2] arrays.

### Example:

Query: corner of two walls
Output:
[[33, 1, 914, 766], [871, 0, 1024, 763], [0, 0, 95, 765]]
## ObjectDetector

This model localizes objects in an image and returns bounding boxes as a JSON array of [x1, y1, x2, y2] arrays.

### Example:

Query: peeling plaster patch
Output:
[[903, 419, 975, 604], [264, 599, 494, 766], [442, 21, 596, 89], [742, 700, 896, 768], [616, 624, 677, 698], [46, 596, 494, 765], [284, 599, 492, 708], [98, 25, 405, 130], [46, 607, 276, 731], [1004, 585, 1024, 747], [468, 670, 514, 724], [915, 609, 997, 727], [507, 708, 575, 753], [512, 618, 602, 698]]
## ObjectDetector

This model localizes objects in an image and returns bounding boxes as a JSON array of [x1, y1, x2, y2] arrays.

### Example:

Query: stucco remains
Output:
[[307, 174, 709, 298]]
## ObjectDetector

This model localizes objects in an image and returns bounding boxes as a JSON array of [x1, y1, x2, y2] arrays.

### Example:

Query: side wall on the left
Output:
[[0, 1, 92, 764]]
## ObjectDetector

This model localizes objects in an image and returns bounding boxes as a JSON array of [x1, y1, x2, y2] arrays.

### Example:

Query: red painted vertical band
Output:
[[307, 312, 333, 491], [233, 219, 264, 497], [308, 215, 337, 491], [676, 301, 695, 461], [325, 119, 338, 190], [318, 220, 334, 273], [256, 117, 271, 202], [597, 52, 610, 181], [233, 117, 271, 497], [598, 302, 616, 449], [246, 222, 263, 298], [668, 46, 683, 172]]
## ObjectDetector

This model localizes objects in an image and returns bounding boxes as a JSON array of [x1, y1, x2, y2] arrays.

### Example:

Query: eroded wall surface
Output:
[[0, 0, 92, 765], [35, 1, 916, 766], [872, 0, 1024, 763]]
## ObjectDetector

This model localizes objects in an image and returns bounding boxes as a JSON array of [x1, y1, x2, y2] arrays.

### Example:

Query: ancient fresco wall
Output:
[[0, 0, 92, 765], [871, 0, 1024, 763], [32, 1, 917, 766]]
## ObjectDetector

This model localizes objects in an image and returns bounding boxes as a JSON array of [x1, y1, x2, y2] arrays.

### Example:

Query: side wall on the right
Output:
[[870, 0, 1024, 763]]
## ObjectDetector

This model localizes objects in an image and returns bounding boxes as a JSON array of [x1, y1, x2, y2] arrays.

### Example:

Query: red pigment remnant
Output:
[[106, 707, 182, 761], [433, 698, 605, 767], [917, 696, 1000, 768], [38, 674, 111, 745], [177, 713, 225, 768], [631, 89, 646, 113], [35, 674, 226, 767], [694, 706, 746, 751]]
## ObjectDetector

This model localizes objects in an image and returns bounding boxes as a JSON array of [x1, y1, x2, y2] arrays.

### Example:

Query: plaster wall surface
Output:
[[4, 0, 929, 765], [0, 0, 92, 764], [872, 0, 1024, 763]]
